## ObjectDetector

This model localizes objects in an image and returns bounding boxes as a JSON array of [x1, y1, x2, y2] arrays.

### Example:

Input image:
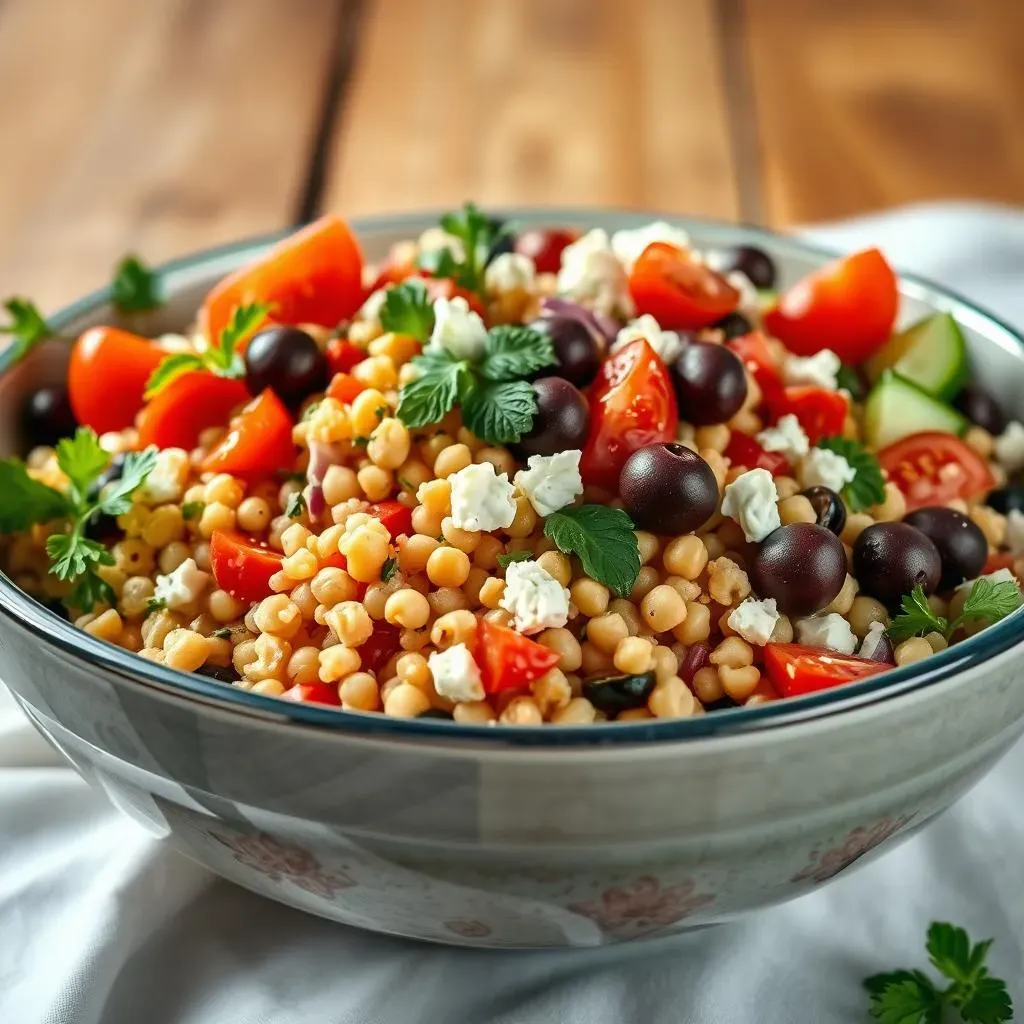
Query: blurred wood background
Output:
[[1, 0, 1022, 308]]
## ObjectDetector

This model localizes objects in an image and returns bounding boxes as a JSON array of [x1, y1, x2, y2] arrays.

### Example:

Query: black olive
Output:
[[749, 523, 847, 616], [902, 506, 988, 590], [417, 708, 455, 720], [516, 377, 590, 457], [714, 245, 776, 290], [954, 383, 1006, 436], [485, 216, 515, 264], [530, 316, 604, 387], [244, 326, 329, 411], [853, 522, 942, 607], [985, 487, 1024, 517], [670, 342, 748, 425], [21, 385, 77, 449], [196, 663, 240, 684], [86, 453, 127, 538], [619, 443, 719, 534], [713, 311, 753, 340], [583, 672, 656, 714], [800, 486, 847, 535]]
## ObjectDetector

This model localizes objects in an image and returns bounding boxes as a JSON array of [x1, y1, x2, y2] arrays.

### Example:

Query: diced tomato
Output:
[[360, 623, 403, 676], [326, 338, 367, 375], [983, 553, 1021, 578], [201, 215, 365, 344], [514, 227, 580, 275], [280, 683, 341, 707], [368, 244, 421, 291], [68, 327, 165, 434], [763, 643, 888, 698], [475, 619, 560, 695], [724, 431, 792, 476], [725, 331, 785, 409], [629, 242, 739, 330], [368, 500, 413, 539], [580, 339, 679, 490], [423, 277, 488, 320], [202, 389, 296, 481], [209, 530, 284, 604], [774, 386, 849, 444], [764, 248, 898, 363], [326, 372, 366, 404], [878, 432, 995, 512], [137, 373, 250, 451]]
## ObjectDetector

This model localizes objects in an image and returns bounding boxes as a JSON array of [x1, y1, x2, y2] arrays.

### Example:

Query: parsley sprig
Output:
[[1, 298, 51, 364], [416, 203, 512, 296], [112, 255, 163, 313], [543, 505, 641, 598], [888, 578, 1023, 643], [379, 280, 434, 341], [816, 436, 886, 512], [145, 302, 269, 398], [865, 921, 1012, 1023]]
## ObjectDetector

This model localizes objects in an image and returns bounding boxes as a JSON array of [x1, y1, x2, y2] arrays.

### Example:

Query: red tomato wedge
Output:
[[774, 386, 849, 444], [201, 215, 365, 344], [68, 327, 166, 434], [878, 432, 995, 512], [580, 339, 679, 490], [475, 619, 560, 695], [723, 432, 792, 476], [326, 338, 366, 375], [763, 643, 888, 698], [209, 530, 284, 604], [281, 683, 341, 707], [360, 623, 403, 676], [367, 500, 413, 539], [326, 372, 366, 404], [423, 277, 488, 320], [629, 242, 739, 330], [202, 389, 296, 480], [514, 227, 580, 275], [764, 248, 898, 363], [725, 331, 786, 409], [137, 374, 250, 451]]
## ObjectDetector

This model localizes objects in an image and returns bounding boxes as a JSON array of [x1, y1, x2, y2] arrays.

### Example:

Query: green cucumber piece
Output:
[[757, 288, 778, 311], [863, 370, 968, 449], [864, 312, 968, 400]]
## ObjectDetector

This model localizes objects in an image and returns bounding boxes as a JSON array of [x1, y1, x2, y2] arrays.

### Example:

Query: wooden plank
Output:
[[743, 0, 1024, 226], [0, 0, 341, 309], [323, 0, 739, 220]]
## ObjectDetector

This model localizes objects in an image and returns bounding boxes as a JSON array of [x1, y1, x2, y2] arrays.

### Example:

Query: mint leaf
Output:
[[497, 549, 532, 569], [887, 585, 948, 643], [460, 378, 536, 444], [479, 325, 557, 381], [0, 460, 71, 531], [56, 428, 112, 508], [144, 353, 206, 399], [396, 351, 467, 429], [1, 298, 51, 364], [112, 255, 163, 313], [816, 435, 885, 512], [379, 280, 434, 341], [543, 504, 641, 598]]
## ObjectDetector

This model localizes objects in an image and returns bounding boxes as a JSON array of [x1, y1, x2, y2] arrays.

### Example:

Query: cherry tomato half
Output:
[[774, 386, 849, 444], [764, 248, 898, 363], [878, 431, 995, 512], [68, 327, 165, 434], [325, 372, 366, 404], [325, 339, 366, 375], [629, 242, 739, 330], [209, 530, 284, 604], [725, 331, 785, 409], [723, 431, 792, 476], [514, 227, 580, 275], [580, 339, 679, 490], [280, 683, 341, 707], [367, 500, 413, 539], [136, 373, 250, 451], [202, 389, 296, 480], [763, 643, 887, 698], [475, 619, 561, 695], [201, 215, 365, 344]]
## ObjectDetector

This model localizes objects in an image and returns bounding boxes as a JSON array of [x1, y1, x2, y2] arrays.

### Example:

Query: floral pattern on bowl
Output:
[[791, 814, 916, 884], [567, 875, 716, 937]]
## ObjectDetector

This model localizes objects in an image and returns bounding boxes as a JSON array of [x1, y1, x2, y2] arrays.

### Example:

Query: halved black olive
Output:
[[196, 663, 240, 684], [582, 671, 656, 714]]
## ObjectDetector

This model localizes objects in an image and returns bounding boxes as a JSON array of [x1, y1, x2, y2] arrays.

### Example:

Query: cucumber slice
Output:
[[757, 288, 778, 311], [864, 312, 968, 400], [864, 370, 968, 449]]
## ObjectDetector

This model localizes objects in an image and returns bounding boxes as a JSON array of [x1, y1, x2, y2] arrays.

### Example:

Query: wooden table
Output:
[[2, 0, 1022, 309]]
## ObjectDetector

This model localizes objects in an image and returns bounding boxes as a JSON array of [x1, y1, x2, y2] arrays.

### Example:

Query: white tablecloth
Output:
[[2, 204, 1023, 1024]]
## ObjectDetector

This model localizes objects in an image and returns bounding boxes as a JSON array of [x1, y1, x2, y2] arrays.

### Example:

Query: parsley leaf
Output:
[[816, 436, 885, 512], [497, 549, 533, 569], [95, 448, 159, 518], [417, 203, 511, 295], [112, 255, 163, 313], [146, 596, 168, 615], [284, 491, 306, 519], [460, 379, 536, 444], [66, 568, 116, 615], [379, 280, 435, 341], [0, 460, 71, 532], [46, 532, 113, 582], [867, 977, 943, 1023], [958, 576, 1023, 631], [396, 351, 468, 429], [543, 505, 641, 597], [479, 325, 557, 381], [1, 297, 51, 364], [380, 557, 398, 583], [56, 429, 112, 507], [143, 352, 207, 397], [181, 501, 204, 521], [887, 585, 948, 642]]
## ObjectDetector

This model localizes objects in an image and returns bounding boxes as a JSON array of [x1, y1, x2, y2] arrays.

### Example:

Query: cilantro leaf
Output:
[[816, 436, 886, 512], [396, 351, 467, 429], [460, 378, 536, 444], [379, 281, 435, 341], [957, 577, 1023, 631], [497, 549, 533, 569], [1, 298, 51, 364], [95, 447, 159, 518], [867, 977, 943, 1023], [0, 460, 71, 531], [56, 428, 112, 508], [380, 557, 398, 583], [285, 491, 306, 519], [479, 325, 558, 382], [887, 586, 948, 643], [543, 505, 641, 597], [144, 353, 206, 398], [46, 532, 113, 581], [112, 255, 163, 313]]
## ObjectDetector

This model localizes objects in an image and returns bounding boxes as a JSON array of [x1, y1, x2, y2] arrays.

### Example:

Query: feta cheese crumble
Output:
[[783, 349, 841, 390], [556, 229, 633, 319], [428, 643, 485, 704], [955, 567, 1020, 594], [1006, 509, 1024, 557], [756, 414, 810, 463], [612, 314, 685, 365], [610, 221, 692, 272], [721, 468, 781, 542], [484, 252, 536, 296], [795, 613, 858, 655], [137, 448, 190, 504], [448, 463, 517, 532], [727, 597, 780, 646], [154, 558, 210, 610], [857, 619, 888, 658], [357, 287, 388, 322], [799, 447, 857, 494], [427, 296, 489, 362], [514, 450, 583, 517], [994, 421, 1024, 474], [499, 559, 571, 634], [726, 270, 759, 319]]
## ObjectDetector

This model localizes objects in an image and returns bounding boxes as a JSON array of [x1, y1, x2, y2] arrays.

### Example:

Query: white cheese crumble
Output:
[[427, 296, 489, 362], [799, 447, 857, 494], [857, 619, 888, 659], [484, 252, 536, 296], [721, 468, 781, 542], [726, 270, 760, 319], [357, 287, 388, 322], [611, 314, 685, 365], [756, 414, 810, 463], [994, 421, 1024, 474], [137, 448, 190, 504], [610, 221, 691, 272], [154, 558, 210, 610], [727, 597, 780, 646], [795, 613, 858, 655], [428, 643, 485, 704], [783, 349, 841, 390], [514, 450, 583, 517], [1006, 509, 1024, 557], [499, 559, 571, 634], [448, 463, 517, 532], [556, 228, 633, 319]]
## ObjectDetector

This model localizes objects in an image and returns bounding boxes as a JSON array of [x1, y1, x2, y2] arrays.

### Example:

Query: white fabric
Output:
[[3, 203, 1024, 1023]]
